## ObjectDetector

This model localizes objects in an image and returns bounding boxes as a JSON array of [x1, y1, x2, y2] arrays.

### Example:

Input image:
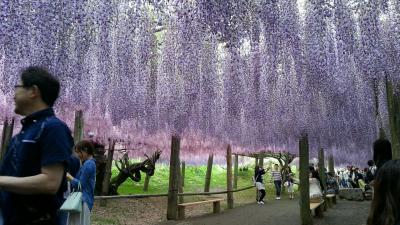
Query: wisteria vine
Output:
[[0, 0, 399, 165]]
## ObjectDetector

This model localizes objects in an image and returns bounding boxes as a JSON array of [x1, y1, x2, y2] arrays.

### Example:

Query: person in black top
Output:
[[254, 165, 266, 204], [0, 67, 73, 225], [367, 160, 400, 225]]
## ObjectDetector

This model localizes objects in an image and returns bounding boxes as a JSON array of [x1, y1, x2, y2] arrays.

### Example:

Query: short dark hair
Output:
[[20, 66, 60, 107], [367, 160, 375, 167], [373, 139, 392, 170], [75, 140, 95, 155]]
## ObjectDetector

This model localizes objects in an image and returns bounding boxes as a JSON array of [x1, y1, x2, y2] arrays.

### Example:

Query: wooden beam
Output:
[[299, 134, 313, 225], [226, 145, 234, 209], [167, 135, 181, 220], [100, 140, 116, 207], [233, 154, 239, 189], [204, 154, 213, 192]]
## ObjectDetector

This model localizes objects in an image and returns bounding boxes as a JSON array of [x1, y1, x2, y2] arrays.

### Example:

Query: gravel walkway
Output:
[[159, 198, 371, 225]]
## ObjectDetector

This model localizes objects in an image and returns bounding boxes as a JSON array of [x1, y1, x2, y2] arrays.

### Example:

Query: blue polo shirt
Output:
[[0, 108, 73, 225]]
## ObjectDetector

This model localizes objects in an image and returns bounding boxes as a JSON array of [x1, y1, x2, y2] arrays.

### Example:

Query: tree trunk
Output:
[[234, 154, 239, 189], [226, 145, 234, 209], [204, 154, 213, 192], [100, 140, 115, 206], [167, 135, 180, 220], [300, 134, 312, 225]]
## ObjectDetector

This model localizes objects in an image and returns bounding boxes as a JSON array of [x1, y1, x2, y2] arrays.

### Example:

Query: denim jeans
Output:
[[274, 180, 282, 197], [0, 210, 3, 225]]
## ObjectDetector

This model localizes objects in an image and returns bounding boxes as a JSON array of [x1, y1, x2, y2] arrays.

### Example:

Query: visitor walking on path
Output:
[[284, 173, 295, 199], [254, 166, 266, 204], [0, 67, 74, 225], [66, 140, 97, 225], [271, 164, 282, 200], [367, 160, 400, 225]]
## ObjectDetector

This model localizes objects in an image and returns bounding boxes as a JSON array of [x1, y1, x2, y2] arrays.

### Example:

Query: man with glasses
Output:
[[0, 67, 74, 225]]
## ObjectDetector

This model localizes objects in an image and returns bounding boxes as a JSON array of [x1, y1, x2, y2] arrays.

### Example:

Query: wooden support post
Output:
[[234, 154, 239, 189], [0, 118, 14, 162], [255, 157, 259, 201], [204, 154, 213, 192], [258, 155, 264, 167], [318, 148, 328, 212], [318, 148, 326, 192], [226, 145, 234, 209], [143, 173, 150, 192], [181, 161, 185, 188], [300, 134, 313, 225], [167, 135, 180, 220], [178, 161, 184, 204], [100, 140, 116, 207], [213, 201, 221, 213], [73, 110, 84, 144], [328, 155, 335, 174], [386, 79, 400, 159]]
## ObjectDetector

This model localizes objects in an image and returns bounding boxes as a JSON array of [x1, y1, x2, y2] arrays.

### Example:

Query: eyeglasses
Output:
[[14, 84, 32, 89]]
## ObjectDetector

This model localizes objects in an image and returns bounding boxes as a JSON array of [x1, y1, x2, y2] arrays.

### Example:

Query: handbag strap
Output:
[[72, 182, 82, 192]]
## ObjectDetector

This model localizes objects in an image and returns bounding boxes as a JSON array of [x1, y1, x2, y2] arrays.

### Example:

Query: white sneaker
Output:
[[257, 201, 261, 204], [259, 201, 265, 204], [276, 197, 281, 200]]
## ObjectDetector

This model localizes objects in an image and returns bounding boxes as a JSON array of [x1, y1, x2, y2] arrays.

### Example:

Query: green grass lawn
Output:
[[113, 164, 252, 194], [112, 163, 297, 196]]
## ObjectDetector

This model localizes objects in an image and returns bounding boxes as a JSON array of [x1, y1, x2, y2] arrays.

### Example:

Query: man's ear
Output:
[[30, 85, 42, 99]]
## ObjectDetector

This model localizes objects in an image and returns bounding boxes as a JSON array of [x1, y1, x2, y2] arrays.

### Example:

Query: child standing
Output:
[[286, 173, 295, 199]]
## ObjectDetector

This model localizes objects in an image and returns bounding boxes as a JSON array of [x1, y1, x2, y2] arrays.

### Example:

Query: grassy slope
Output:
[[112, 164, 297, 195]]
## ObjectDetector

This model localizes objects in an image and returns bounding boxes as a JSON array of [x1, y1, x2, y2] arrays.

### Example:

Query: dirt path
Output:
[[159, 199, 371, 225]]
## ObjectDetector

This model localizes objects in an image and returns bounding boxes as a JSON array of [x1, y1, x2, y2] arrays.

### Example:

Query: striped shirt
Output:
[[271, 171, 282, 181]]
